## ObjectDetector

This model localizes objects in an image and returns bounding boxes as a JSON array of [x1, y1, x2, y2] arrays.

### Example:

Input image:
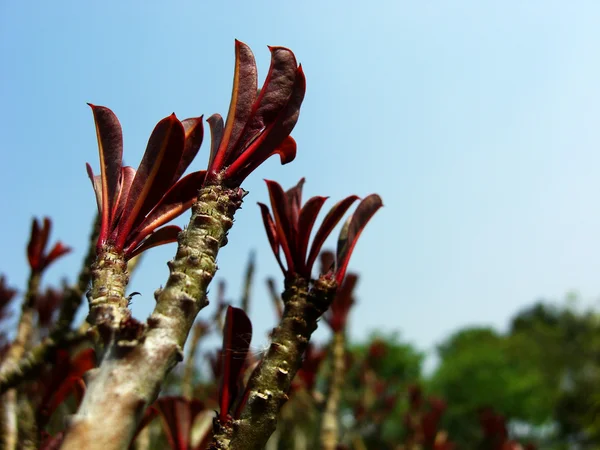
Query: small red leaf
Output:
[[219, 306, 252, 422], [86, 163, 103, 213], [175, 117, 204, 182], [264, 179, 295, 274], [112, 166, 136, 226], [127, 171, 205, 251], [126, 225, 181, 260], [296, 195, 328, 277], [43, 242, 72, 269], [207, 114, 224, 171], [305, 196, 360, 277], [335, 194, 383, 284], [115, 114, 185, 249], [88, 104, 123, 245], [258, 202, 284, 273]]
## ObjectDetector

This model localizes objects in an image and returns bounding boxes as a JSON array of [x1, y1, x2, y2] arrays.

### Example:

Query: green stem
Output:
[[226, 275, 336, 450], [320, 330, 346, 450], [61, 185, 243, 450]]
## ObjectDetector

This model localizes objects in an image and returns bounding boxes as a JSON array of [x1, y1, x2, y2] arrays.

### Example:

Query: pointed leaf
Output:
[[127, 171, 205, 250], [155, 397, 205, 450], [223, 63, 305, 184], [258, 202, 285, 273], [325, 273, 358, 332], [43, 242, 72, 270], [207, 114, 224, 171], [296, 196, 328, 277], [112, 166, 136, 226], [219, 306, 252, 421], [210, 40, 258, 174], [306, 195, 360, 276], [264, 179, 295, 274], [89, 104, 123, 243], [319, 250, 335, 275], [174, 117, 204, 182], [86, 163, 103, 212], [285, 177, 305, 234], [27, 218, 42, 270], [335, 194, 383, 284], [115, 114, 185, 248], [126, 225, 181, 260]]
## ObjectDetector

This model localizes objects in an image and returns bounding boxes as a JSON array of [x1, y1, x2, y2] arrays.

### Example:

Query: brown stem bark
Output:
[[224, 275, 337, 450], [60, 185, 243, 450], [320, 330, 346, 450]]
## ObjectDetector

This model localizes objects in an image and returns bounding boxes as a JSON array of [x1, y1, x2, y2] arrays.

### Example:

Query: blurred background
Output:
[[1, 1, 600, 447]]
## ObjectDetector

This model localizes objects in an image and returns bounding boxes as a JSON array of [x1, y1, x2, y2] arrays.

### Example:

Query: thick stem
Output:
[[227, 275, 336, 450], [60, 185, 243, 450], [86, 246, 130, 333], [320, 330, 346, 450]]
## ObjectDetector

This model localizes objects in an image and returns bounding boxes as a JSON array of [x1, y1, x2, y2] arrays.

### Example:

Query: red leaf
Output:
[[325, 273, 358, 332], [258, 202, 285, 273], [223, 62, 305, 184], [112, 166, 136, 226], [127, 171, 205, 250], [335, 194, 383, 284], [219, 306, 252, 422], [126, 225, 181, 260], [115, 114, 185, 249], [174, 117, 204, 182], [296, 195, 328, 277], [264, 179, 295, 274], [27, 217, 43, 270], [88, 104, 123, 245], [210, 40, 258, 175], [86, 163, 103, 213], [207, 114, 224, 171], [39, 432, 64, 450], [154, 397, 205, 450], [43, 242, 72, 269], [305, 196, 359, 277]]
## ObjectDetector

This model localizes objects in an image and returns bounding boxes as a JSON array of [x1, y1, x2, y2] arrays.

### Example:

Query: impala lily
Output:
[[324, 272, 358, 332], [86, 105, 205, 259], [258, 179, 383, 284], [205, 40, 306, 187]]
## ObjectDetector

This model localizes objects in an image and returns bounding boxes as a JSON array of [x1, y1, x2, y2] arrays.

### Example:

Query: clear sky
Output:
[[2, 1, 600, 369]]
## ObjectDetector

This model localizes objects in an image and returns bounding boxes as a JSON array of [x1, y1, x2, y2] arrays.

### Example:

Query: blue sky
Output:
[[2, 1, 600, 368]]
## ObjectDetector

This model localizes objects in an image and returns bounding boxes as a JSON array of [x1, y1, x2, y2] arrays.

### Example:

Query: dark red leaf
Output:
[[223, 63, 305, 184], [112, 166, 136, 226], [335, 194, 383, 284], [219, 306, 252, 422], [88, 104, 123, 244], [127, 171, 205, 251], [126, 225, 181, 260], [86, 163, 103, 212], [264, 179, 295, 273], [258, 202, 284, 273], [305, 196, 360, 277], [27, 218, 42, 270], [39, 432, 64, 450], [296, 195, 328, 277], [210, 40, 258, 175], [207, 114, 224, 171], [175, 117, 204, 182], [154, 397, 205, 450], [43, 242, 72, 269], [319, 250, 335, 274], [325, 273, 358, 332], [115, 114, 185, 249]]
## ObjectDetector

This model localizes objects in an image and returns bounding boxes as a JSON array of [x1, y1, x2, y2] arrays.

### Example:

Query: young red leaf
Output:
[[296, 195, 328, 277], [207, 114, 224, 171], [154, 397, 205, 450], [89, 104, 123, 244], [126, 225, 181, 260], [305, 196, 359, 277], [258, 202, 284, 273], [174, 117, 204, 182], [112, 166, 136, 225], [325, 273, 358, 332], [210, 40, 258, 175], [219, 306, 252, 422], [85, 163, 103, 212], [264, 179, 295, 273], [335, 194, 383, 284], [115, 114, 185, 248], [44, 242, 72, 269], [127, 171, 206, 249]]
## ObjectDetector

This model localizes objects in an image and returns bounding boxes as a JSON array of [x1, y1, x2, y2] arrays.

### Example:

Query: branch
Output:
[[226, 275, 337, 450], [320, 330, 346, 450], [61, 185, 244, 450]]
